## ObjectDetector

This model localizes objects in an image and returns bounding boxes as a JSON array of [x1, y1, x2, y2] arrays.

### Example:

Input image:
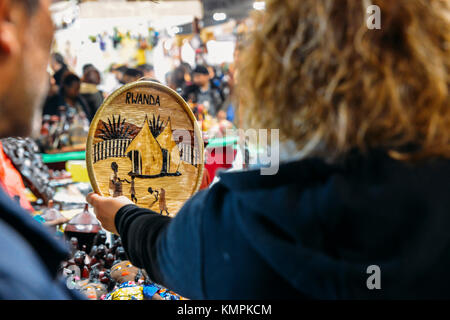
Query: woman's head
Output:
[[50, 52, 66, 73], [82, 67, 101, 85], [61, 73, 81, 100], [238, 0, 450, 162]]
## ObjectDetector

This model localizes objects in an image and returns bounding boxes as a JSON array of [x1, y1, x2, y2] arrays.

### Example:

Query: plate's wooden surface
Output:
[[86, 81, 204, 216]]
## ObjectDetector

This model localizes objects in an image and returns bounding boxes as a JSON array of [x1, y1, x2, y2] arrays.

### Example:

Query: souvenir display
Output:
[[59, 236, 186, 300], [86, 80, 204, 216], [1, 137, 54, 204]]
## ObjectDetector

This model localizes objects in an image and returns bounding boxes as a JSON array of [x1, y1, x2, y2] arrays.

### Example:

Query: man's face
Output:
[[143, 69, 155, 79], [0, 0, 54, 138], [65, 81, 80, 100], [193, 73, 209, 87], [122, 74, 138, 84], [113, 70, 124, 83]]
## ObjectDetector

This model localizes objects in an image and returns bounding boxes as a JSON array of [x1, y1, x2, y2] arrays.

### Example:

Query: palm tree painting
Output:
[[99, 115, 137, 141]]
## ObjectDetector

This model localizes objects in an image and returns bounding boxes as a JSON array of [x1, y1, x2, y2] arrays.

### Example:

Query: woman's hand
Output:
[[86, 193, 134, 235]]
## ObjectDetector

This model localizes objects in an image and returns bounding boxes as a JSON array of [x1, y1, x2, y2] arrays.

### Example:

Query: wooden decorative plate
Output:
[[86, 81, 204, 216]]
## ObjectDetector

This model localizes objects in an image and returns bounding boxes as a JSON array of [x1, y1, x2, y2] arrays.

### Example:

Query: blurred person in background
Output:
[[169, 64, 191, 94], [42, 73, 60, 109], [165, 71, 175, 90], [43, 73, 91, 121], [80, 65, 104, 118], [112, 64, 128, 85], [101, 63, 124, 94], [137, 63, 155, 79], [0, 0, 80, 299], [183, 65, 224, 116], [207, 65, 222, 89], [89, 0, 450, 299], [122, 67, 144, 84], [81, 63, 94, 75], [50, 52, 68, 87]]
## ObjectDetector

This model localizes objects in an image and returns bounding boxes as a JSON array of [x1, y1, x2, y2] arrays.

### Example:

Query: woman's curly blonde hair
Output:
[[238, 0, 450, 162]]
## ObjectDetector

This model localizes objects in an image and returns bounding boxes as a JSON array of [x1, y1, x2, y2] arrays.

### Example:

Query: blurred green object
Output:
[[41, 151, 86, 164], [206, 136, 238, 149]]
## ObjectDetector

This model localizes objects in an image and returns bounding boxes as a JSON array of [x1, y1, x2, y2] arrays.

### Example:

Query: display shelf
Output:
[[41, 151, 86, 164]]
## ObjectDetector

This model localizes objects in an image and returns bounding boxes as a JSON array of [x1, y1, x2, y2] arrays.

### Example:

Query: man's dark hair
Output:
[[61, 73, 80, 88], [173, 66, 187, 88], [82, 63, 94, 74], [137, 64, 154, 73], [114, 65, 128, 74], [193, 65, 209, 75], [125, 68, 144, 79]]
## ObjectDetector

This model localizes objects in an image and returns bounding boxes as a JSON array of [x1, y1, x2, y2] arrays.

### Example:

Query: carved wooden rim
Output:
[[86, 80, 204, 197]]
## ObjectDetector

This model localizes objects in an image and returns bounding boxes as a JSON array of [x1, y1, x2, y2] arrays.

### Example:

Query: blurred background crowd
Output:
[[38, 0, 258, 156]]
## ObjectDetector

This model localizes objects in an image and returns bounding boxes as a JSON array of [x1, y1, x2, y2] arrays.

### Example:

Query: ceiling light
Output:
[[253, 1, 265, 10], [213, 12, 227, 21]]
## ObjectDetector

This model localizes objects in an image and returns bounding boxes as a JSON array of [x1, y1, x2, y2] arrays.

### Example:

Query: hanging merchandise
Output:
[[65, 203, 101, 253], [98, 34, 107, 52], [111, 27, 123, 49], [148, 27, 159, 49]]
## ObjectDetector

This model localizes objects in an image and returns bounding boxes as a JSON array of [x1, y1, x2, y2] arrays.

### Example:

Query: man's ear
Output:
[[0, 0, 21, 57]]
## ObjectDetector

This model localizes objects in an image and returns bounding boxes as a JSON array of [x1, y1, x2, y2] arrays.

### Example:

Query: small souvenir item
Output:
[[74, 250, 90, 279], [104, 253, 115, 269], [86, 80, 204, 216], [89, 245, 98, 258], [105, 260, 156, 300], [105, 260, 184, 300], [41, 200, 69, 227], [93, 230, 107, 246], [69, 237, 79, 256], [65, 204, 101, 233], [110, 236, 122, 255], [89, 244, 107, 269], [113, 246, 128, 264], [65, 204, 101, 253], [79, 263, 109, 300], [80, 282, 108, 300], [63, 267, 81, 290]]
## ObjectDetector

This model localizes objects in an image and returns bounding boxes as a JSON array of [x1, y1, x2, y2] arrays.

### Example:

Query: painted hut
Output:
[[125, 116, 163, 176], [156, 118, 181, 174]]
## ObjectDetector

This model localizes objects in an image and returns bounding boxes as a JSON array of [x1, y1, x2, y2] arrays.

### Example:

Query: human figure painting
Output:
[[87, 81, 204, 216]]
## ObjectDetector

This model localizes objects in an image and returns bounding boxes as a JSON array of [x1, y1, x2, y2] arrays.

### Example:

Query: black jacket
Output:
[[53, 66, 68, 86], [115, 149, 450, 299], [80, 91, 103, 120]]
